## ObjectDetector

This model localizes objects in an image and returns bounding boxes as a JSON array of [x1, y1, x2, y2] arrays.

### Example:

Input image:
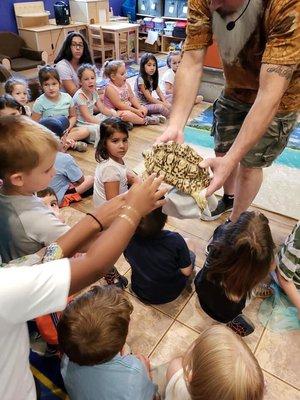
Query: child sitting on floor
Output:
[[134, 53, 171, 119], [0, 94, 25, 116], [124, 206, 196, 304], [32, 65, 88, 152], [93, 117, 138, 207], [0, 115, 132, 297], [58, 285, 157, 400], [93, 117, 138, 288], [4, 77, 31, 116], [275, 221, 300, 318], [0, 168, 166, 400], [194, 211, 275, 336], [162, 51, 203, 104], [73, 63, 117, 147], [165, 325, 264, 400], [103, 60, 162, 126], [50, 149, 94, 207]]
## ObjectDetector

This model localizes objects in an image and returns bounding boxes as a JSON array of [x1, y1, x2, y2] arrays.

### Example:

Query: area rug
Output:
[[30, 350, 67, 400], [185, 106, 300, 219]]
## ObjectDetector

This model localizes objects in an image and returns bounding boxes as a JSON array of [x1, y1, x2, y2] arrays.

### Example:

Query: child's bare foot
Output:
[[195, 95, 204, 104]]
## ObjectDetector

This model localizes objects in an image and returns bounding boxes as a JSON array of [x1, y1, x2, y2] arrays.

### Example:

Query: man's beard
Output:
[[212, 0, 263, 64]]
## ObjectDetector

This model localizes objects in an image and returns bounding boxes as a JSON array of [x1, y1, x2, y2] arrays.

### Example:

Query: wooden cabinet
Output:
[[18, 23, 87, 64]]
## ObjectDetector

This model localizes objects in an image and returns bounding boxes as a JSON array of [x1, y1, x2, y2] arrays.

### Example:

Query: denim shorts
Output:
[[211, 93, 298, 168]]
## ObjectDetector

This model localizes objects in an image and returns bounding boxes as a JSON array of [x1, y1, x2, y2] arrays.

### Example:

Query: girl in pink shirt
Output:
[[103, 60, 165, 126]]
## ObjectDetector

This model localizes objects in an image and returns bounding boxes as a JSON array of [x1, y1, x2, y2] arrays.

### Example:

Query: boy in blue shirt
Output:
[[124, 207, 196, 304], [58, 286, 157, 400]]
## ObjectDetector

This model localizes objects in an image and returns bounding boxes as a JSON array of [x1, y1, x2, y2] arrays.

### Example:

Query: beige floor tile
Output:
[[153, 285, 194, 318], [126, 293, 173, 356], [242, 298, 265, 352], [173, 231, 207, 267], [177, 294, 265, 352], [124, 269, 194, 318], [263, 371, 300, 400], [114, 254, 131, 276], [150, 321, 199, 367], [177, 292, 216, 333], [256, 327, 300, 389]]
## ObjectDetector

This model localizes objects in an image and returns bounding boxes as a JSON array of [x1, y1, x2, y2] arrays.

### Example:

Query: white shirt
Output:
[[165, 368, 190, 400], [93, 158, 128, 206], [162, 69, 175, 93], [0, 259, 70, 400]]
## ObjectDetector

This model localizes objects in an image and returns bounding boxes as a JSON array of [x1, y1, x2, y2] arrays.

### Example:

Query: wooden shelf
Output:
[[136, 13, 153, 18], [139, 31, 162, 36], [162, 16, 187, 21], [136, 14, 187, 21], [162, 34, 184, 40]]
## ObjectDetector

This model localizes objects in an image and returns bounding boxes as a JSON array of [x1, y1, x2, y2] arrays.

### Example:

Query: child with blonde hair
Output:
[[162, 51, 203, 104], [4, 77, 31, 116], [134, 53, 171, 119], [103, 60, 162, 126], [58, 285, 157, 400], [73, 63, 117, 147], [195, 211, 275, 336], [165, 325, 264, 400], [32, 65, 89, 151], [0, 116, 123, 296]]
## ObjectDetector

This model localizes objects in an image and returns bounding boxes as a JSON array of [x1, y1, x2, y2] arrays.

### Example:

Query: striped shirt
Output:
[[276, 222, 300, 289]]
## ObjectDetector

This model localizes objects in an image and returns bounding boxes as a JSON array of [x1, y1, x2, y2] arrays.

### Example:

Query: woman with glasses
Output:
[[55, 32, 93, 96]]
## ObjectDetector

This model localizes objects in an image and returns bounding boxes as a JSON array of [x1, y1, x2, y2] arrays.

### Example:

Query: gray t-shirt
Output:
[[55, 59, 80, 92], [0, 193, 69, 263]]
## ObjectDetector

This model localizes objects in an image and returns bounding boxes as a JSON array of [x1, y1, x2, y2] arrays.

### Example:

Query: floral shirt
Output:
[[184, 0, 300, 112]]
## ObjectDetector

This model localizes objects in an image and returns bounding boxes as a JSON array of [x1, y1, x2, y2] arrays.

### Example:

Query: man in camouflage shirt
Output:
[[158, 0, 299, 222]]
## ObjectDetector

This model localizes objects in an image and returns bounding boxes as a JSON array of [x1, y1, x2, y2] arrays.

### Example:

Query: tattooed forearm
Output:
[[266, 65, 295, 80]]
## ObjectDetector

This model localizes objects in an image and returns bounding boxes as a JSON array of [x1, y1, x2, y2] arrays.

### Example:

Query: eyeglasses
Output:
[[71, 43, 84, 49]]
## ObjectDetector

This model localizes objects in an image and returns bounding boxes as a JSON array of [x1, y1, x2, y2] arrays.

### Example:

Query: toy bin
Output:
[[177, 1, 188, 18], [137, 0, 149, 15], [144, 17, 155, 31], [153, 17, 164, 32], [164, 0, 178, 18], [149, 0, 163, 17]]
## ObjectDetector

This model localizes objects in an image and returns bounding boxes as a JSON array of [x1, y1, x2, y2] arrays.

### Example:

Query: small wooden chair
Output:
[[88, 26, 115, 63]]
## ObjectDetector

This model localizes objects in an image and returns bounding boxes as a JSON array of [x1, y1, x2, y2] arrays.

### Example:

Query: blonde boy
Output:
[[0, 116, 69, 262], [58, 285, 156, 400]]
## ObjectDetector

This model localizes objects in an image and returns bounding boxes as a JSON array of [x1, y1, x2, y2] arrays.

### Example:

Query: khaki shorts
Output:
[[211, 93, 298, 168]]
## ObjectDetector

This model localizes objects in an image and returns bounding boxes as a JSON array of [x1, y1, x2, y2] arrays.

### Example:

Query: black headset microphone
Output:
[[226, 0, 251, 31]]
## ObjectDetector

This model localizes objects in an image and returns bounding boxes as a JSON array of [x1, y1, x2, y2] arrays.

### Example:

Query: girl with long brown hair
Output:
[[195, 211, 275, 336]]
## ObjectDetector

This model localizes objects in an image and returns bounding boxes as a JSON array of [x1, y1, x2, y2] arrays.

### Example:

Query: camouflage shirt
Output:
[[185, 0, 300, 112]]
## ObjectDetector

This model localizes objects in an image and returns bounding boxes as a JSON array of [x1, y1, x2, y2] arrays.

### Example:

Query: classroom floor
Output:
[[62, 89, 300, 398]]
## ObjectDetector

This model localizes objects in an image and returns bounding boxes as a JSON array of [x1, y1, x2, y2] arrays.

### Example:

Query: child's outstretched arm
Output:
[[68, 175, 167, 294], [276, 269, 300, 318]]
